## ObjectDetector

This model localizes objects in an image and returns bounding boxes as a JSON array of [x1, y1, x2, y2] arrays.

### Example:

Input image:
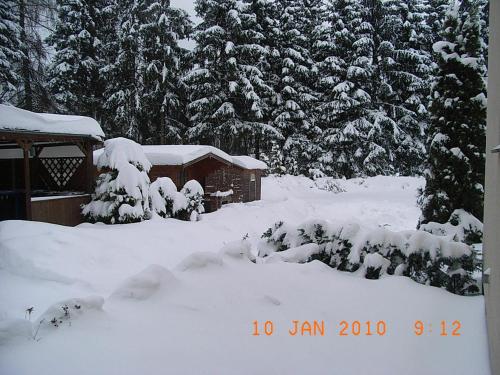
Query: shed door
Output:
[[249, 173, 256, 201]]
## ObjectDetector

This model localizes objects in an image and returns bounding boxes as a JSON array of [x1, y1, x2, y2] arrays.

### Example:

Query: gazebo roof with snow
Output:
[[0, 104, 104, 140]]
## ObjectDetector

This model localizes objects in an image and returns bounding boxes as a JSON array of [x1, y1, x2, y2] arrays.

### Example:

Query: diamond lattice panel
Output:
[[40, 157, 84, 188]]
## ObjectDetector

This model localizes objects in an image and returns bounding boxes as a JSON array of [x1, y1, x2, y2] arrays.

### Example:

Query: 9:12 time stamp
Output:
[[252, 320, 462, 337]]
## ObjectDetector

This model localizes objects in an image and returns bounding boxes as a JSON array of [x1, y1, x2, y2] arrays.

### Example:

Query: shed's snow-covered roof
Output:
[[232, 155, 267, 170], [94, 144, 268, 170], [0, 104, 104, 139], [493, 144, 500, 153], [141, 145, 233, 165]]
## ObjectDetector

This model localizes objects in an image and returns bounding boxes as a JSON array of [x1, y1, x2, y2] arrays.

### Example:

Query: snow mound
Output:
[[219, 239, 255, 261], [0, 319, 33, 345], [111, 265, 177, 300], [176, 252, 223, 272], [265, 243, 320, 264], [37, 296, 104, 323]]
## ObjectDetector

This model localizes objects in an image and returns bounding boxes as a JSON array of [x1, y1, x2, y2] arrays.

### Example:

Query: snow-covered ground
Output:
[[0, 176, 490, 374]]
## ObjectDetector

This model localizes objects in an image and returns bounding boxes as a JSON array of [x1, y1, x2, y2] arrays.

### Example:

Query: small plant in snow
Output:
[[82, 138, 152, 224], [25, 306, 34, 320]]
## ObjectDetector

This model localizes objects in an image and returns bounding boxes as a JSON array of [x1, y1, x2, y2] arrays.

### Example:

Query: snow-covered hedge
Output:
[[260, 219, 479, 295], [419, 209, 483, 245], [82, 138, 151, 224]]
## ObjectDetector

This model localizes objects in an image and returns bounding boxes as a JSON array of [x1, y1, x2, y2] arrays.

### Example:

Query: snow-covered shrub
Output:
[[260, 221, 301, 253], [149, 177, 188, 218], [364, 253, 390, 280], [82, 138, 151, 224], [419, 209, 483, 245], [259, 219, 479, 295], [180, 180, 205, 221]]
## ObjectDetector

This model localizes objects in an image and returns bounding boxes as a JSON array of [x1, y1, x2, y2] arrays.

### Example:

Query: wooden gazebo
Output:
[[0, 105, 104, 226]]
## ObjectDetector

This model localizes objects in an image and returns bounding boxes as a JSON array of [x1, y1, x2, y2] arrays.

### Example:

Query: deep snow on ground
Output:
[[0, 176, 490, 375]]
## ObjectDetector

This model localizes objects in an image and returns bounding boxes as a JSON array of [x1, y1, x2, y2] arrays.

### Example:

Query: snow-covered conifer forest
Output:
[[0, 0, 488, 176]]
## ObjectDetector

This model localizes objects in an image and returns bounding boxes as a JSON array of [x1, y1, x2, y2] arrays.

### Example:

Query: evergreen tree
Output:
[[185, 0, 277, 155], [271, 0, 320, 175], [377, 0, 433, 175], [103, 0, 142, 141], [16, 0, 56, 111], [137, 0, 191, 144], [419, 0, 486, 225], [48, 0, 102, 117], [0, 0, 22, 103], [319, 0, 390, 178]]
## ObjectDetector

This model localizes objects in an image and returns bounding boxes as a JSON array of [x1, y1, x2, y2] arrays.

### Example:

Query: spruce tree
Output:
[[318, 0, 386, 178], [48, 0, 102, 117], [376, 0, 433, 175], [137, 0, 192, 144], [419, 0, 486, 225], [103, 0, 142, 141], [271, 0, 320, 175], [0, 0, 22, 103], [185, 0, 277, 155]]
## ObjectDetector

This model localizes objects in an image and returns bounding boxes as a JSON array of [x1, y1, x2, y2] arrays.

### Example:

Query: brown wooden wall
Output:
[[31, 195, 90, 226], [238, 169, 262, 202], [149, 165, 182, 188]]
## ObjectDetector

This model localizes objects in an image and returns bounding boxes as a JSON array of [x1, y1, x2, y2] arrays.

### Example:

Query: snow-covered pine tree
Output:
[[137, 0, 192, 145], [185, 0, 277, 156], [83, 137, 152, 224], [271, 0, 321, 175], [0, 0, 22, 103], [247, 0, 282, 159], [15, 0, 55, 111], [48, 0, 102, 117], [428, 0, 452, 46], [376, 0, 433, 175], [318, 0, 386, 178], [419, 0, 486, 225], [102, 0, 142, 141]]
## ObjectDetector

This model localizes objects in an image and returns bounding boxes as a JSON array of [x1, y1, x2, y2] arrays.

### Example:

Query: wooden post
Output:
[[84, 142, 93, 193], [77, 141, 95, 193], [17, 140, 32, 220]]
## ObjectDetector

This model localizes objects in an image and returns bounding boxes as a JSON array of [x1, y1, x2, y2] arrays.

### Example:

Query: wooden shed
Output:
[[94, 145, 267, 212], [0, 105, 104, 226]]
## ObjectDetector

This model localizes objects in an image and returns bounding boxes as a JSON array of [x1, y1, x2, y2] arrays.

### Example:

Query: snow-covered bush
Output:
[[149, 177, 188, 218], [180, 180, 205, 221], [82, 138, 151, 224], [260, 219, 479, 295], [419, 209, 483, 245]]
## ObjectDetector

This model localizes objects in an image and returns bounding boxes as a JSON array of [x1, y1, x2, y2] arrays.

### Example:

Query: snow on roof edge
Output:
[[93, 144, 267, 169], [0, 104, 105, 140], [232, 155, 267, 170]]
